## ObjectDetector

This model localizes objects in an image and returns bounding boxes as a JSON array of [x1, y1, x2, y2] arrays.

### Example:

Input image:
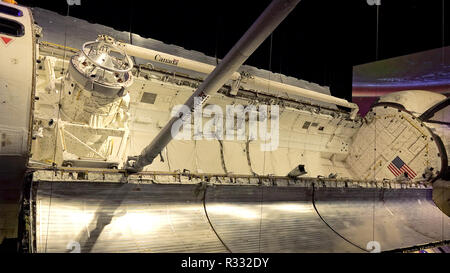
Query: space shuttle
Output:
[[0, 0, 448, 253]]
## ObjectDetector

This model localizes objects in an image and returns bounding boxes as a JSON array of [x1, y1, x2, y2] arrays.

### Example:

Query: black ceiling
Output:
[[20, 0, 449, 101]]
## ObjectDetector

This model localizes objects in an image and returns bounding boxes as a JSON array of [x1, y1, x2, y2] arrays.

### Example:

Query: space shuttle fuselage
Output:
[[0, 0, 448, 253]]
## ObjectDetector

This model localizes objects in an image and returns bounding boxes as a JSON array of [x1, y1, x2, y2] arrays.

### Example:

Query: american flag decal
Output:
[[387, 156, 416, 179]]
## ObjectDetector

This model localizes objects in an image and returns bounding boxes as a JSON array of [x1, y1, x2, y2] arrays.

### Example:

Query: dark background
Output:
[[20, 0, 449, 101]]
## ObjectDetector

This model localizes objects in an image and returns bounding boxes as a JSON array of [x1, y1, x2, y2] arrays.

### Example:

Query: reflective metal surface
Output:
[[35, 181, 450, 253], [36, 182, 227, 253], [314, 187, 450, 251]]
